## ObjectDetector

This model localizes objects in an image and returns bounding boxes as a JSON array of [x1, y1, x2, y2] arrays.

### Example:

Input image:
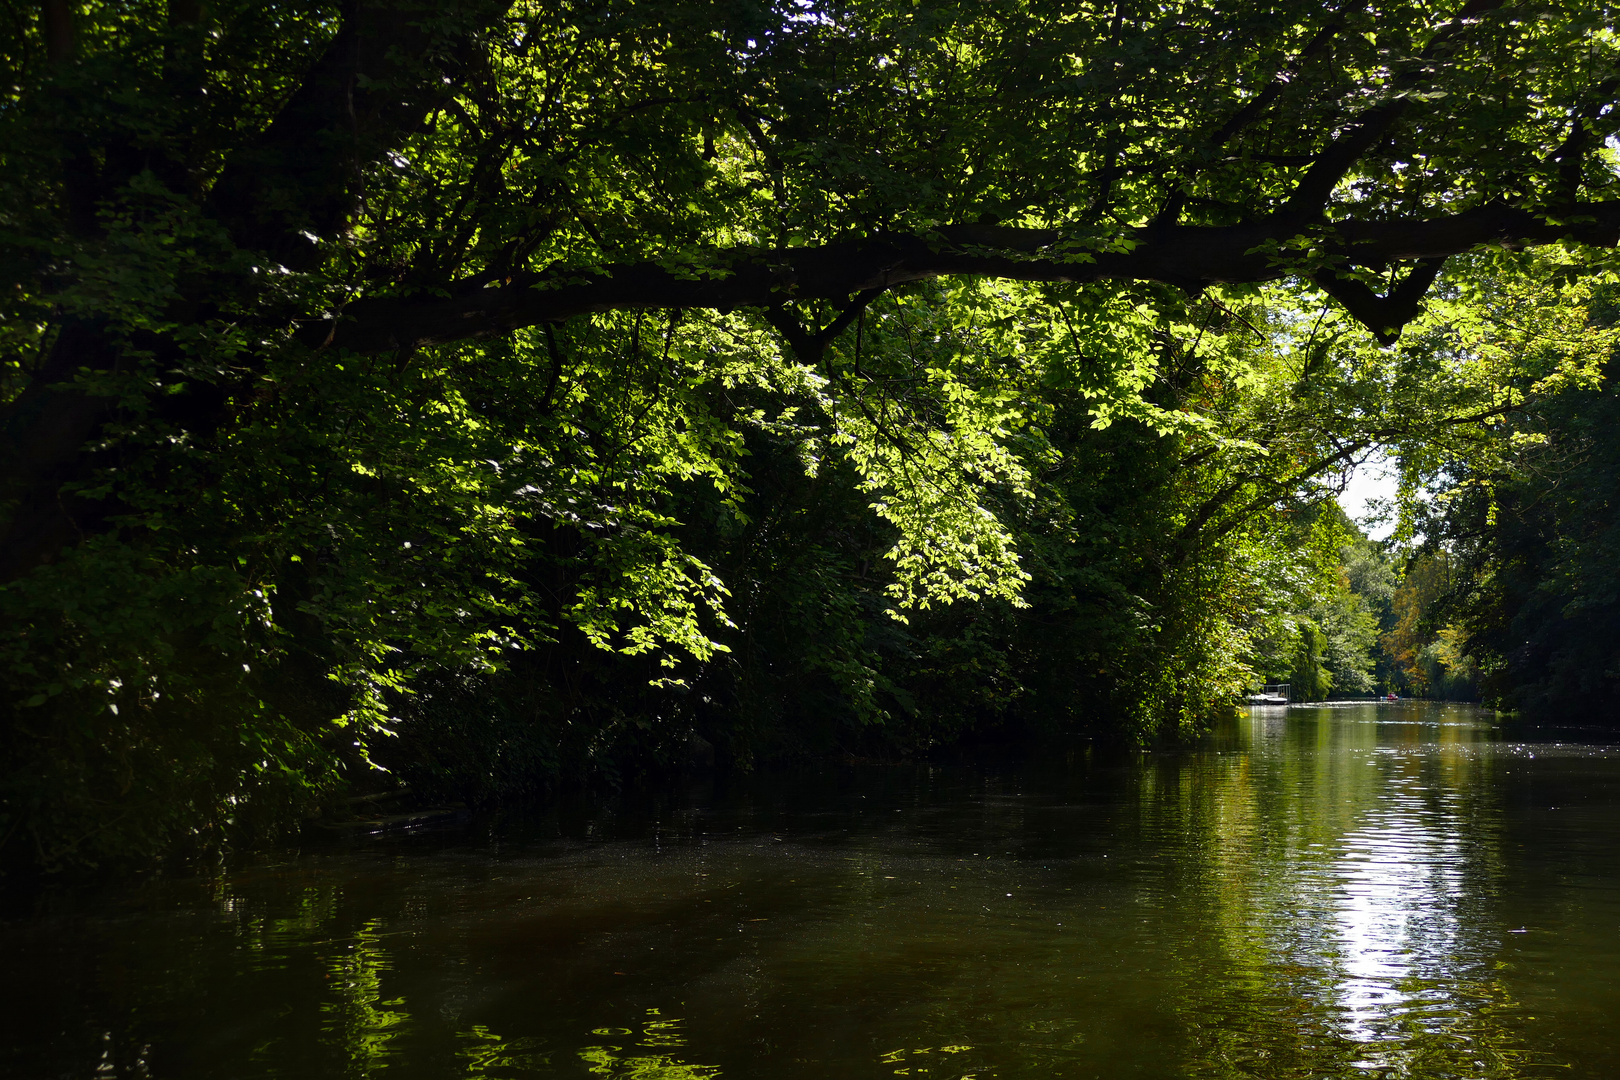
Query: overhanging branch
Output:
[[317, 201, 1620, 355]]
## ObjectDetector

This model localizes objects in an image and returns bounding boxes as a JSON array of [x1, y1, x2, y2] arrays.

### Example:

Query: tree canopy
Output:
[[2, 0, 1618, 871]]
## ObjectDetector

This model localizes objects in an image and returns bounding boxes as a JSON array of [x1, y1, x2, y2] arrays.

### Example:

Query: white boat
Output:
[[1246, 683, 1291, 706]]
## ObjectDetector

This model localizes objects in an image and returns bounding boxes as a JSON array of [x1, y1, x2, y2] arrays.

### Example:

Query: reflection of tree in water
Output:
[[320, 919, 409, 1077], [1156, 708, 1550, 1078], [457, 1024, 551, 1076], [878, 1043, 980, 1077], [292, 901, 704, 1079], [579, 1009, 720, 1079]]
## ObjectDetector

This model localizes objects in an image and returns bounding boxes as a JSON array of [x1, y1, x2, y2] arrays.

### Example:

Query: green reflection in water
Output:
[[321, 918, 410, 1077], [457, 1024, 551, 1076], [879, 1043, 980, 1077], [579, 1009, 719, 1079], [1167, 707, 1543, 1079]]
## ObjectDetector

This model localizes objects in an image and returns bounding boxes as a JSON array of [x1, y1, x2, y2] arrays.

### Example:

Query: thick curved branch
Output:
[[1313, 257, 1448, 346], [320, 201, 1620, 355], [764, 288, 887, 365], [1279, 0, 1504, 221]]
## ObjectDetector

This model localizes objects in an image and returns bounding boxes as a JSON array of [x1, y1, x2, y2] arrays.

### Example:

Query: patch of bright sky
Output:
[[1337, 451, 1398, 541]]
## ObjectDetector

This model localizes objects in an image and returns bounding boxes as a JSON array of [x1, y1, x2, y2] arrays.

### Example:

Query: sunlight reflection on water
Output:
[[1330, 770, 1470, 1050]]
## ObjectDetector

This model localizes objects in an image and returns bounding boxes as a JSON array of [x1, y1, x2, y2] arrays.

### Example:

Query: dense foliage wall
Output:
[[1418, 277, 1620, 720], [2, 0, 1616, 873]]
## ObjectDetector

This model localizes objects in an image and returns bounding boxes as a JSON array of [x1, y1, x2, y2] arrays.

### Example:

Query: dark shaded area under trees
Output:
[[2, 0, 1618, 874]]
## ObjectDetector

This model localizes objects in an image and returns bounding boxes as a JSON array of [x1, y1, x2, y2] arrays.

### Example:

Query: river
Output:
[[4, 703, 1619, 1078]]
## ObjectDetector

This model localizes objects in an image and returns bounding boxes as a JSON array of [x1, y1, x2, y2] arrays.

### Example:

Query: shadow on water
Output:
[[4, 703, 1620, 1078]]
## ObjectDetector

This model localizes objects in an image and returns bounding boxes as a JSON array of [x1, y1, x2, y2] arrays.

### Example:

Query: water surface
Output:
[[6, 703, 1620, 1078]]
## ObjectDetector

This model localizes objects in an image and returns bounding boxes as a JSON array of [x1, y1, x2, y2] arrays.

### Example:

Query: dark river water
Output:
[[6, 703, 1620, 1079]]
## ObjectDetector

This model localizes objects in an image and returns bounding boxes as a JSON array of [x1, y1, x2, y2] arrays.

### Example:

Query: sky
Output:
[[1336, 453, 1399, 541]]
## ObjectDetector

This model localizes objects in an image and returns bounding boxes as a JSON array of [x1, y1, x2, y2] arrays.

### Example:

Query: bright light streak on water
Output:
[[1331, 770, 1469, 1051]]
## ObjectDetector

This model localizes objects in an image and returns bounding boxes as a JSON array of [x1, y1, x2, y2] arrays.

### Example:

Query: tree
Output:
[[2, 0, 1617, 869], [1422, 264, 1620, 714], [7, 0, 1620, 579]]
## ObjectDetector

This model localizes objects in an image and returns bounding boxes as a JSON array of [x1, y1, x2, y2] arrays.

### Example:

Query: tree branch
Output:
[[1153, 0, 1367, 229], [319, 201, 1620, 355], [40, 0, 73, 64], [1175, 401, 1516, 556], [1312, 256, 1448, 346], [1204, 0, 1366, 152], [0, 0, 513, 584], [1279, 0, 1505, 222], [758, 288, 887, 365]]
